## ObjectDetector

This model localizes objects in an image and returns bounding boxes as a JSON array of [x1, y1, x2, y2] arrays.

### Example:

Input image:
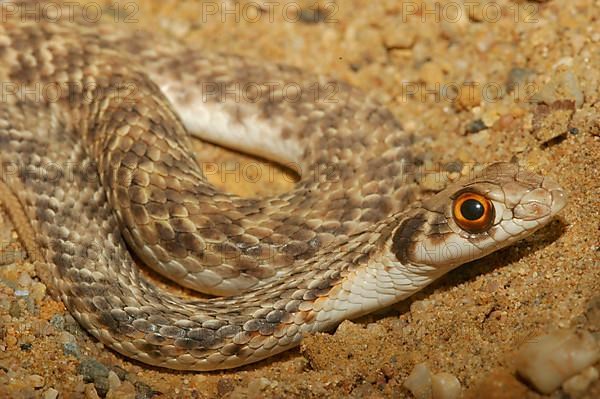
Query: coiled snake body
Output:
[[0, 5, 566, 370]]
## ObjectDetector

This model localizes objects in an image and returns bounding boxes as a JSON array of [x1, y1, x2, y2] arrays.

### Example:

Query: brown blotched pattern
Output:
[[0, 2, 566, 370]]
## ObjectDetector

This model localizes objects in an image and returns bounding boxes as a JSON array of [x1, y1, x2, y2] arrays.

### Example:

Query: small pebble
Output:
[[59, 331, 75, 344], [465, 119, 487, 134], [515, 329, 600, 394], [74, 381, 86, 393], [84, 383, 101, 399], [404, 362, 432, 399], [495, 114, 515, 131], [43, 388, 59, 399], [63, 341, 81, 358], [30, 282, 46, 302], [481, 109, 501, 128], [107, 370, 121, 390], [431, 372, 461, 399], [106, 380, 136, 399], [5, 334, 17, 347], [78, 358, 110, 395], [50, 314, 65, 330], [61, 331, 81, 358], [20, 343, 32, 351], [134, 381, 160, 399], [217, 378, 235, 396]]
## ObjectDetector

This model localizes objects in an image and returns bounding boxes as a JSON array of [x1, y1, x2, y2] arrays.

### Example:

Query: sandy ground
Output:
[[0, 0, 598, 398]]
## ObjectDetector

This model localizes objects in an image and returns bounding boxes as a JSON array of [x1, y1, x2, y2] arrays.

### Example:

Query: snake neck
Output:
[[297, 209, 444, 331]]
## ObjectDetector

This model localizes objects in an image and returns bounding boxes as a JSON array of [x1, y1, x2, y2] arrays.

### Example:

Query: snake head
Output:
[[392, 162, 567, 269]]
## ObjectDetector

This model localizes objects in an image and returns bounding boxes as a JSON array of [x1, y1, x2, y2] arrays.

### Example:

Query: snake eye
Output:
[[452, 192, 495, 234]]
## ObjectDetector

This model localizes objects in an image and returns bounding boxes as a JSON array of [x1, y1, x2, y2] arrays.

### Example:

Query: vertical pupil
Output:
[[460, 199, 485, 220]]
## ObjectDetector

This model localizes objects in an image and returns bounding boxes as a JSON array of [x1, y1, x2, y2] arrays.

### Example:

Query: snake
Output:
[[0, 3, 567, 371]]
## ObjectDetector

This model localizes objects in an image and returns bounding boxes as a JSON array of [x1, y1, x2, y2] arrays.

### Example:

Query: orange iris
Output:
[[452, 192, 494, 234]]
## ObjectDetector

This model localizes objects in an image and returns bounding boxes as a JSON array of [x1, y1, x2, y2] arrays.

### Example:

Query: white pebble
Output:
[[515, 329, 600, 394], [562, 367, 599, 398], [431, 372, 462, 399], [404, 362, 432, 399], [107, 370, 121, 390]]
